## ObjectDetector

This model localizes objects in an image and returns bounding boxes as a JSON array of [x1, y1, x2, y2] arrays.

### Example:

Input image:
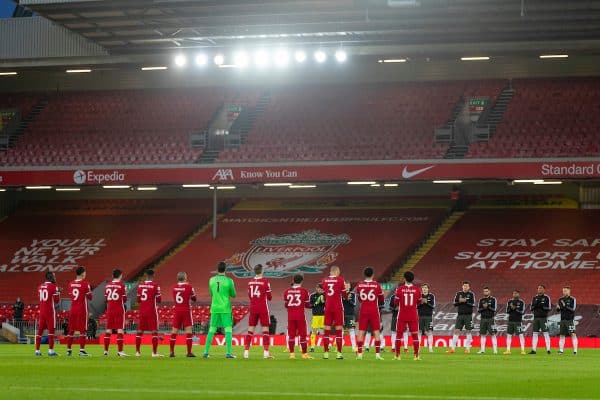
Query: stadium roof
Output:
[[19, 0, 600, 56]]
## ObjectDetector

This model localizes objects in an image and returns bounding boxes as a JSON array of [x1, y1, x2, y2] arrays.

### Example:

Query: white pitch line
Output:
[[6, 386, 596, 400]]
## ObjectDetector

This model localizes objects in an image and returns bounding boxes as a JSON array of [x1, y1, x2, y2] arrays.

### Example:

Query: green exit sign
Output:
[[469, 98, 487, 107]]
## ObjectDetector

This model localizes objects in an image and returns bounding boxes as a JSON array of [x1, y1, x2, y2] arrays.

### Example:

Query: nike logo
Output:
[[401, 165, 435, 179]]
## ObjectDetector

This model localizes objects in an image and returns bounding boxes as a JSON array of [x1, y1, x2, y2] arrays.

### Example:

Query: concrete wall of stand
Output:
[[1, 55, 600, 93], [0, 182, 581, 202]]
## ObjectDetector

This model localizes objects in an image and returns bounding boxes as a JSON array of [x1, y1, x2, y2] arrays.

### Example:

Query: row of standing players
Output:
[[34, 262, 396, 359], [35, 264, 237, 358], [33, 264, 579, 358], [329, 281, 578, 357]]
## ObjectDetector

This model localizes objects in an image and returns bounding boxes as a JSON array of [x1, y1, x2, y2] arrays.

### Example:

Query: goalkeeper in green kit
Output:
[[203, 261, 237, 358]]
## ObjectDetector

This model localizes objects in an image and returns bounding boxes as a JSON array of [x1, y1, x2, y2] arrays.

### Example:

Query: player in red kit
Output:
[[283, 274, 313, 359], [244, 264, 273, 359], [170, 271, 197, 357], [355, 267, 385, 360], [66, 267, 92, 356], [35, 272, 60, 356], [103, 269, 128, 357], [136, 269, 163, 357], [321, 265, 347, 359], [394, 271, 422, 361]]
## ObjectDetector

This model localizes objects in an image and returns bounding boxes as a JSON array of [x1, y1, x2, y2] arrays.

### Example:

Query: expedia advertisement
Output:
[[73, 170, 126, 185]]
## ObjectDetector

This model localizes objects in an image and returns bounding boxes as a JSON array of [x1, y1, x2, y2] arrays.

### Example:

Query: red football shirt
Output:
[[137, 280, 161, 315], [394, 283, 422, 321], [172, 282, 196, 311], [321, 275, 346, 312], [283, 286, 310, 320], [38, 282, 59, 313], [355, 280, 384, 315], [104, 280, 127, 315], [68, 279, 92, 313], [247, 277, 272, 313]]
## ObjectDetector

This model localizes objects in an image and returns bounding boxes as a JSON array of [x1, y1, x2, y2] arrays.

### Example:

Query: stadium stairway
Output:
[[389, 211, 465, 283], [444, 144, 470, 159], [88, 282, 109, 318], [5, 98, 48, 149], [478, 85, 515, 136], [444, 83, 512, 159], [238, 90, 271, 144], [94, 218, 220, 314], [151, 216, 221, 274], [131, 215, 222, 290], [197, 90, 271, 163], [440, 98, 464, 131], [441, 98, 468, 159], [196, 149, 221, 164], [232, 301, 286, 335], [0, 323, 18, 344], [68, 217, 219, 317], [197, 102, 236, 164]]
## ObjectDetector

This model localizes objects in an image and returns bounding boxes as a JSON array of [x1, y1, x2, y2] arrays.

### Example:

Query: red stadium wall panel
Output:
[[0, 213, 204, 303], [155, 208, 446, 301], [2, 159, 600, 186], [411, 209, 600, 305]]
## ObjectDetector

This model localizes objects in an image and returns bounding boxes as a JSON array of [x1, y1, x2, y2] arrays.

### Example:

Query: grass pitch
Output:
[[2, 344, 596, 400]]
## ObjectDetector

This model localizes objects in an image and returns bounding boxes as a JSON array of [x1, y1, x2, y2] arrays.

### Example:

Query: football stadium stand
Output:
[[2, 79, 600, 166], [0, 304, 46, 324], [411, 208, 600, 305], [5, 78, 599, 165], [467, 78, 600, 158], [0, 80, 509, 166], [154, 203, 449, 301], [0, 199, 215, 303], [0, 89, 258, 166], [217, 80, 505, 162], [0, 93, 40, 121]]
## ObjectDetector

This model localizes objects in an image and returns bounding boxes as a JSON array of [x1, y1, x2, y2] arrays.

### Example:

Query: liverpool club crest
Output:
[[224, 230, 351, 278]]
